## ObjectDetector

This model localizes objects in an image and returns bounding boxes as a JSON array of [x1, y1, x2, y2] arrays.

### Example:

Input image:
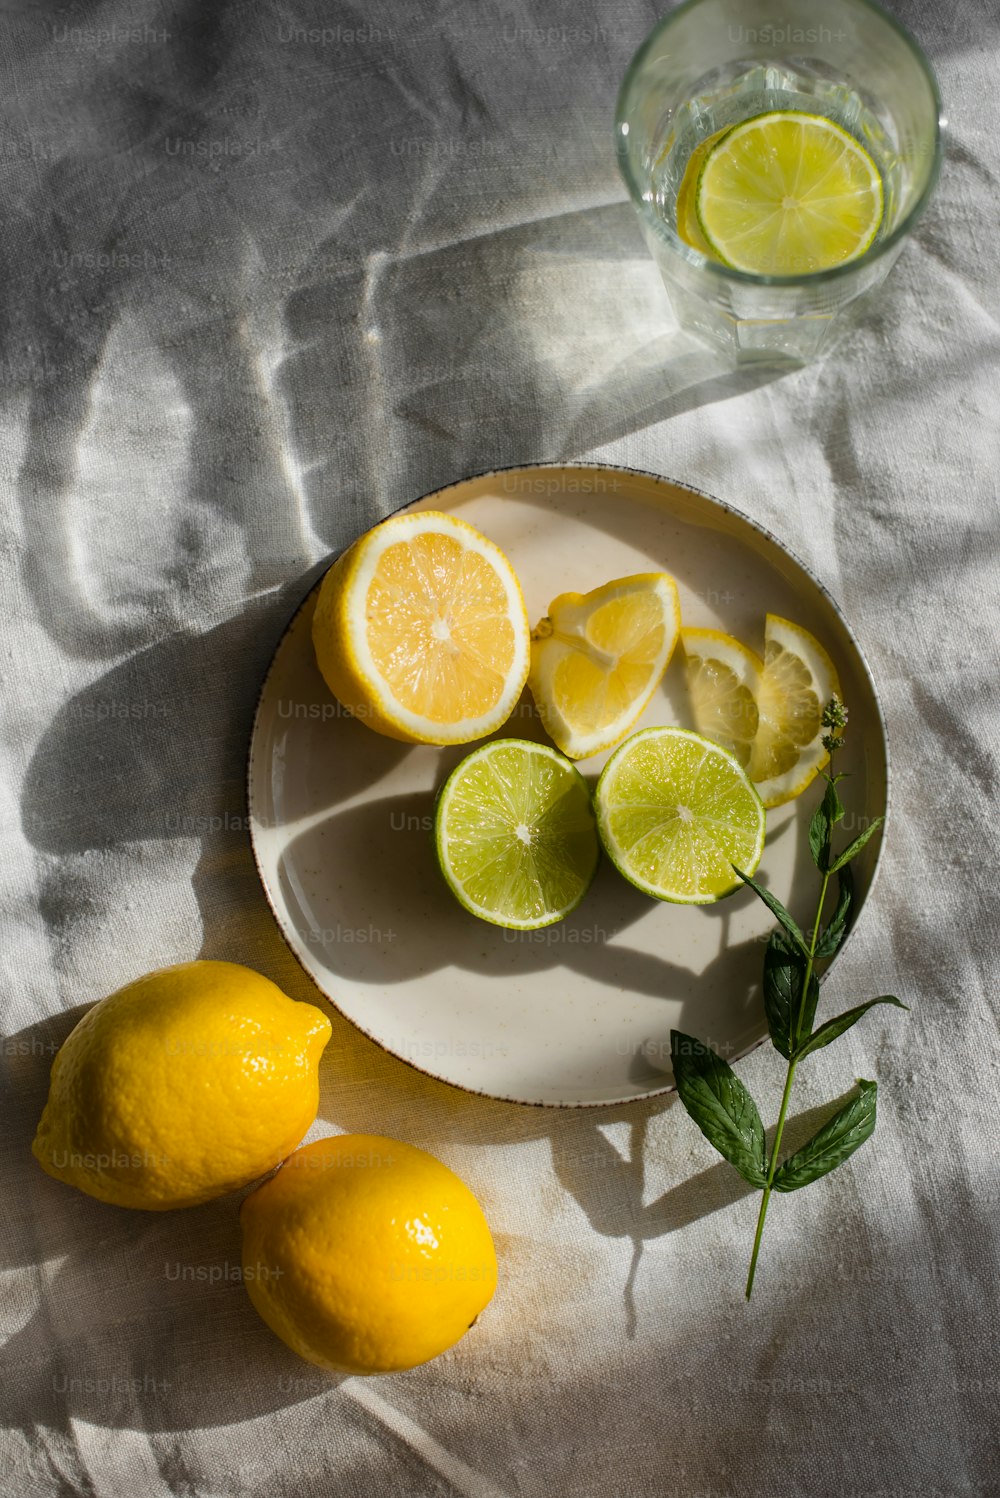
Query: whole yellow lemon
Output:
[[32, 960, 331, 1210], [240, 1134, 498, 1374]]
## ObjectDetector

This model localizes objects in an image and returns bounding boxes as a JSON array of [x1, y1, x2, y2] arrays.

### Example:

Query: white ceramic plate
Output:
[[247, 464, 888, 1107]]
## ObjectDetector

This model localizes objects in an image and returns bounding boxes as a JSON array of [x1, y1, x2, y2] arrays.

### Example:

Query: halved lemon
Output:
[[749, 615, 841, 806], [681, 627, 763, 769], [696, 110, 884, 276], [528, 574, 680, 759], [311, 510, 530, 744], [595, 727, 765, 904]]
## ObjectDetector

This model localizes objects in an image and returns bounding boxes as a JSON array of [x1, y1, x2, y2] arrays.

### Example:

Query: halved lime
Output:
[[695, 110, 884, 276], [435, 739, 599, 929], [595, 727, 765, 904]]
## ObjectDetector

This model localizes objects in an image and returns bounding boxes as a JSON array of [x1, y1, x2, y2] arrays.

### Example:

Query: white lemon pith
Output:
[[528, 573, 681, 758], [696, 110, 884, 276], [312, 510, 530, 745]]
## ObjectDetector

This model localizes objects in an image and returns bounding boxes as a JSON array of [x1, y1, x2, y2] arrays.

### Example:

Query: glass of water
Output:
[[616, 0, 943, 363]]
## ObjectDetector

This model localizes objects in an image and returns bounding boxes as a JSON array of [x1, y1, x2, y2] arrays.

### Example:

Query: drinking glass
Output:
[[616, 0, 943, 362]]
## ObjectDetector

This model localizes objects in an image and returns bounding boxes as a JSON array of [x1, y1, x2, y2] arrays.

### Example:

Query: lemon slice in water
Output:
[[675, 125, 733, 256], [695, 110, 884, 276]]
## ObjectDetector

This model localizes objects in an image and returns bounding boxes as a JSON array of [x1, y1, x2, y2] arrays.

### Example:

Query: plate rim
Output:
[[245, 460, 891, 1109]]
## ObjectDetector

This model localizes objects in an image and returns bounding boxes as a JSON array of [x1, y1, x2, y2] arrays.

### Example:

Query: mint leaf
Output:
[[732, 867, 809, 956], [808, 779, 844, 871], [795, 998, 908, 1061], [827, 776, 846, 823], [814, 864, 854, 960], [762, 931, 803, 1060], [829, 816, 884, 874], [670, 1031, 767, 1187], [772, 1079, 877, 1192], [796, 972, 821, 1050], [808, 805, 828, 871]]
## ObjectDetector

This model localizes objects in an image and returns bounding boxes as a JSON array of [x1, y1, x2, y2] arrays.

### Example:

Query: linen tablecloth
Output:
[[2, 1, 998, 1493]]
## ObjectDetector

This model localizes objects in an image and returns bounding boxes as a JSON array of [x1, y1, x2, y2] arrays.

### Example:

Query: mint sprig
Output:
[[671, 696, 907, 1299]]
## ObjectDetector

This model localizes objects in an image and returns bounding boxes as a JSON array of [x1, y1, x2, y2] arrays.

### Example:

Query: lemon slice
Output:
[[675, 125, 733, 255], [595, 727, 765, 904], [696, 110, 884, 276], [528, 574, 680, 759], [681, 627, 763, 768], [312, 510, 530, 744], [749, 615, 841, 807], [435, 740, 599, 929]]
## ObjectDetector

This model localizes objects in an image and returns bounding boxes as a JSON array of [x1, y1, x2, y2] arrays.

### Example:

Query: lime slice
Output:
[[595, 727, 765, 904], [696, 110, 884, 276], [435, 739, 599, 929]]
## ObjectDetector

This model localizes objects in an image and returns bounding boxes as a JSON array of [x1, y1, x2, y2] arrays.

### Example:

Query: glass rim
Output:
[[615, 0, 944, 288]]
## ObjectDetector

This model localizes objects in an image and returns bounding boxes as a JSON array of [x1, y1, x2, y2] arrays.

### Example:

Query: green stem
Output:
[[795, 867, 830, 1050], [745, 1056, 797, 1299], [746, 771, 839, 1299]]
